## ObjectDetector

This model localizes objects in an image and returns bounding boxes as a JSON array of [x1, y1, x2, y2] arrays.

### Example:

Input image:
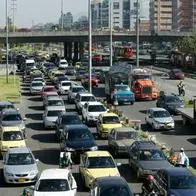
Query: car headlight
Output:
[[88, 175, 95, 183], [90, 146, 98, 151], [5, 172, 14, 177], [115, 173, 120, 176], [29, 170, 38, 176], [19, 123, 25, 130], [65, 147, 75, 152]]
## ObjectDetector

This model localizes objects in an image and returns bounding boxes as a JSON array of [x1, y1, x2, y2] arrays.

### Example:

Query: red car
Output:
[[81, 76, 99, 88], [40, 85, 58, 98], [169, 69, 185, 80]]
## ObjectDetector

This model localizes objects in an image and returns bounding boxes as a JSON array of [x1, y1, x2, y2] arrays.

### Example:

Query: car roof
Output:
[[43, 85, 55, 88], [45, 106, 65, 111], [1, 126, 21, 132], [85, 150, 111, 157], [65, 124, 88, 131], [72, 85, 84, 88], [148, 107, 167, 112], [60, 112, 78, 117], [78, 92, 94, 96], [87, 102, 102, 106], [95, 176, 128, 186], [161, 167, 193, 176], [100, 113, 118, 117], [113, 127, 136, 132], [61, 80, 71, 83], [8, 147, 31, 154], [39, 168, 70, 180], [47, 96, 63, 101], [132, 141, 158, 150], [1, 108, 19, 115], [31, 81, 43, 84]]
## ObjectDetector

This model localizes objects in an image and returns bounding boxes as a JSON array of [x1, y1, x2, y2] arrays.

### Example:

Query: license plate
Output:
[[18, 178, 26, 183]]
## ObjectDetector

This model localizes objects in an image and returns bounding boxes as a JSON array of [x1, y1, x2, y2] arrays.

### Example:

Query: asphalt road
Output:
[[0, 69, 196, 196]]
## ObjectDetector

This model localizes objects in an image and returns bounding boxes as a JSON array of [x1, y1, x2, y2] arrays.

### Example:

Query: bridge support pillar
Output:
[[64, 42, 68, 59], [79, 42, 84, 60], [67, 42, 72, 60], [73, 41, 79, 61]]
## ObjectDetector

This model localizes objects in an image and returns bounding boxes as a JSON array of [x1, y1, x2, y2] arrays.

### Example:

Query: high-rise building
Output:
[[149, 0, 172, 32], [59, 12, 73, 29]]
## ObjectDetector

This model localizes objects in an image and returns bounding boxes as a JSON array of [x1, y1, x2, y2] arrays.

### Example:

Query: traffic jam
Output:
[[0, 54, 196, 196]]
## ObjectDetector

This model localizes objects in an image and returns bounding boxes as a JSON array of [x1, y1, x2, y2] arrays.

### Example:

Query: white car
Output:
[[67, 85, 85, 103], [59, 59, 68, 68], [32, 77, 46, 86], [58, 80, 72, 95], [82, 101, 108, 126], [30, 81, 44, 95], [145, 107, 175, 131], [24, 168, 77, 196], [75, 92, 96, 114]]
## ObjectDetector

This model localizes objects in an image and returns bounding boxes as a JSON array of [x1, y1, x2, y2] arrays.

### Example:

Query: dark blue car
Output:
[[153, 167, 196, 196]]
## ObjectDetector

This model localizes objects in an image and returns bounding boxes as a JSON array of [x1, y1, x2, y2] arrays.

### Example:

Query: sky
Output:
[[0, 0, 149, 28]]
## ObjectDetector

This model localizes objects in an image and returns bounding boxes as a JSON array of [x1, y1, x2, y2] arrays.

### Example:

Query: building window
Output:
[[113, 2, 119, 9]]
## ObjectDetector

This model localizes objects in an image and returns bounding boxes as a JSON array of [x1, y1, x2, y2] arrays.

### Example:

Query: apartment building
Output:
[[149, 0, 172, 32]]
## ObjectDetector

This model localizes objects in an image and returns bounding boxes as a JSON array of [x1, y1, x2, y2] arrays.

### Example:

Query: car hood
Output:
[[1, 140, 26, 149], [88, 111, 107, 117], [45, 116, 58, 121], [4, 164, 37, 174], [166, 103, 184, 108], [31, 86, 43, 90], [87, 168, 119, 178], [102, 124, 122, 130], [154, 117, 173, 123], [66, 140, 96, 149], [140, 160, 172, 170], [61, 86, 70, 90], [34, 192, 74, 196], [168, 189, 196, 196], [115, 139, 135, 147]]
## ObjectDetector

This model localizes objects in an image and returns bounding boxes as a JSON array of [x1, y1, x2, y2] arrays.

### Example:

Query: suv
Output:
[[55, 112, 82, 140], [75, 92, 96, 114], [156, 94, 184, 114], [128, 141, 172, 178]]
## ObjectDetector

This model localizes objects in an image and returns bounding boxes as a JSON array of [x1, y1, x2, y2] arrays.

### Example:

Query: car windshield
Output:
[[87, 156, 116, 168], [139, 149, 165, 161], [44, 88, 56, 92], [115, 85, 130, 91], [0, 105, 15, 111], [102, 116, 120, 124], [2, 114, 22, 121], [72, 87, 84, 93], [166, 97, 181, 103], [100, 184, 132, 196], [68, 130, 93, 141], [7, 153, 34, 165], [62, 115, 81, 125], [32, 82, 43, 87], [152, 110, 170, 118], [81, 96, 96, 102], [48, 100, 64, 106], [47, 110, 62, 116], [170, 175, 196, 189], [3, 131, 23, 141], [116, 131, 136, 140], [88, 105, 106, 112], [62, 82, 71, 86], [37, 179, 69, 192]]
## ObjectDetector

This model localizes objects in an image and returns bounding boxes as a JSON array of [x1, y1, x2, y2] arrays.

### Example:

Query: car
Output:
[[55, 112, 82, 140], [22, 168, 77, 196], [59, 59, 68, 68], [0, 101, 18, 113], [153, 167, 196, 196], [108, 127, 139, 157], [128, 141, 172, 179], [43, 106, 66, 129], [58, 80, 72, 95], [0, 109, 26, 134], [3, 147, 39, 184], [90, 176, 134, 196], [81, 75, 99, 88], [40, 85, 58, 99], [145, 107, 175, 131], [60, 124, 98, 160], [0, 126, 26, 156], [44, 96, 64, 109], [42, 93, 59, 107], [75, 70, 86, 81], [75, 92, 96, 114], [82, 102, 108, 126], [79, 151, 121, 188], [67, 85, 85, 103], [30, 81, 44, 95], [96, 113, 122, 138], [65, 66, 76, 75], [169, 68, 185, 80], [54, 75, 69, 86], [156, 94, 184, 114], [31, 77, 46, 85]]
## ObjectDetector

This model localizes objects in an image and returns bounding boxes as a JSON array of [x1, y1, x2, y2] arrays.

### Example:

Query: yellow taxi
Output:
[[79, 150, 121, 188], [96, 113, 122, 138], [0, 126, 26, 156]]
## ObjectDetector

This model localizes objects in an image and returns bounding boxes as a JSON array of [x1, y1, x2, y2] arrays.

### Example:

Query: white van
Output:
[[59, 59, 68, 68]]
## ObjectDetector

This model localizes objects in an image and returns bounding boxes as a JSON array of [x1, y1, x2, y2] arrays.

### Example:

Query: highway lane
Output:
[[0, 72, 196, 196]]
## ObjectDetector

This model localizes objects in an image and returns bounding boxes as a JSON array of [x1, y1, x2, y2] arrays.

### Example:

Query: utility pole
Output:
[[110, 0, 113, 67], [136, 0, 139, 67], [11, 0, 17, 32], [88, 0, 92, 93], [6, 0, 9, 83], [60, 0, 64, 57]]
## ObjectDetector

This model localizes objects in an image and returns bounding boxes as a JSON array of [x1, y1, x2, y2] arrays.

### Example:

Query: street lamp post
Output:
[[136, 0, 139, 67], [110, 0, 113, 67], [6, 0, 9, 83], [88, 0, 92, 93], [60, 0, 64, 57]]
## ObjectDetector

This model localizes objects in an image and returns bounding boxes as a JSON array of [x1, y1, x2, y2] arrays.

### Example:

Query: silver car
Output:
[[67, 85, 85, 103], [30, 81, 44, 95], [44, 96, 65, 109], [43, 106, 66, 128], [3, 147, 39, 184]]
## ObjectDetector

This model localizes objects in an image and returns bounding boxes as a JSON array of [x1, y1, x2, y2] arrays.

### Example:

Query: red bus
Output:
[[114, 46, 134, 58]]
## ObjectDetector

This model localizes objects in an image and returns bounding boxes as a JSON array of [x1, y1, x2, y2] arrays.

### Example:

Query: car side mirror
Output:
[[116, 163, 121, 167], [133, 156, 138, 160], [23, 117, 27, 121], [35, 159, 39, 163], [30, 185, 35, 190]]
